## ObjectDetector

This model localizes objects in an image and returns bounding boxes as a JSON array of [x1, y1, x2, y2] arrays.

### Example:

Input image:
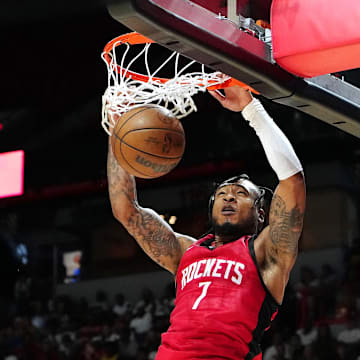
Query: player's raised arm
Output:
[[107, 141, 195, 275], [209, 86, 306, 302], [240, 95, 305, 257]]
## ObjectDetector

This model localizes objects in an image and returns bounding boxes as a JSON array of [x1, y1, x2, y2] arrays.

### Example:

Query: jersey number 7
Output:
[[192, 281, 212, 310]]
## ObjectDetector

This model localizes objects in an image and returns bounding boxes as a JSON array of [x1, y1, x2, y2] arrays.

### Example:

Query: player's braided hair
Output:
[[207, 174, 273, 234]]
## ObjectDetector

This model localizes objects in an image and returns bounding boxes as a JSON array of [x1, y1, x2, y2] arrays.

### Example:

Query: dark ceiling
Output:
[[0, 0, 359, 201], [0, 2, 131, 188]]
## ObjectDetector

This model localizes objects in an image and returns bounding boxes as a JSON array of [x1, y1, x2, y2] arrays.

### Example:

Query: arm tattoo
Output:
[[107, 145, 181, 269], [269, 194, 304, 255], [107, 146, 136, 203], [127, 211, 181, 268]]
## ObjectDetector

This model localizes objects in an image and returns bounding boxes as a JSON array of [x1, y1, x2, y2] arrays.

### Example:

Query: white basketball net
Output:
[[101, 40, 229, 135]]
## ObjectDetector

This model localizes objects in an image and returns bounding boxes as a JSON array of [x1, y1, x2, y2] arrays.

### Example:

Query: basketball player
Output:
[[107, 86, 306, 360]]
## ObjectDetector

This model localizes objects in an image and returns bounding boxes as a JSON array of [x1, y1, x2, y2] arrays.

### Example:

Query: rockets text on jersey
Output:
[[180, 258, 245, 290]]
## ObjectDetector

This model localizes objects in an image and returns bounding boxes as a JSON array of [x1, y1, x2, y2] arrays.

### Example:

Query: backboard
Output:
[[107, 0, 360, 137]]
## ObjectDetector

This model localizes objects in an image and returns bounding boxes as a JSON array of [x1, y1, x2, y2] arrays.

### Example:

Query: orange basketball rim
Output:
[[102, 32, 259, 93]]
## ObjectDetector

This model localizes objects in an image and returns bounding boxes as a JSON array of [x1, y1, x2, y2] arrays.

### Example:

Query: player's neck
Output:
[[212, 234, 240, 248]]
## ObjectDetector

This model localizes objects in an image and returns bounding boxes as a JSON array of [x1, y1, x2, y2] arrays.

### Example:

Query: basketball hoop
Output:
[[101, 32, 259, 135]]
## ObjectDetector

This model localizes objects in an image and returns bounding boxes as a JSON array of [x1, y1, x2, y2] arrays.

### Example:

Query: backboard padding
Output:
[[107, 0, 360, 138]]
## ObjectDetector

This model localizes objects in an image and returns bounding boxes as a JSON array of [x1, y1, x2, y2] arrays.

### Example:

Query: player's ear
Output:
[[256, 208, 265, 233], [257, 208, 265, 224]]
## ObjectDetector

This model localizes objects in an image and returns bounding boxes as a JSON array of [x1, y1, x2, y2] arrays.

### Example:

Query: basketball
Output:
[[110, 105, 185, 179]]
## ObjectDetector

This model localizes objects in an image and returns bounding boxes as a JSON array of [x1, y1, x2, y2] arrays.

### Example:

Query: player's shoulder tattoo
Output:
[[269, 194, 304, 255]]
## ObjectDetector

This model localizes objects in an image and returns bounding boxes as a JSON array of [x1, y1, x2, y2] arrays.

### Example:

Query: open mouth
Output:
[[221, 205, 236, 215]]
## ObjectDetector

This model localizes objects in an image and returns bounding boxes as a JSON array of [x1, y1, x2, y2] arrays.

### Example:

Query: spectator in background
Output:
[[57, 333, 74, 359], [112, 293, 131, 317], [133, 288, 167, 327], [296, 315, 318, 347], [92, 323, 120, 344], [337, 312, 360, 359], [134, 289, 155, 315], [130, 307, 152, 344], [337, 313, 360, 345]]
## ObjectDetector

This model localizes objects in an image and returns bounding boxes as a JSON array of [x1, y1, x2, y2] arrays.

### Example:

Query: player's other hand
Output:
[[208, 85, 253, 112]]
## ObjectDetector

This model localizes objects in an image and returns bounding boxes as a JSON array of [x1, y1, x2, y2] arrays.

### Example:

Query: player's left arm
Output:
[[239, 94, 306, 303], [209, 86, 306, 303]]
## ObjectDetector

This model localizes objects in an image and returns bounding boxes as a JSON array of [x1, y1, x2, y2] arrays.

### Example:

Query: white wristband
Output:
[[242, 98, 303, 180]]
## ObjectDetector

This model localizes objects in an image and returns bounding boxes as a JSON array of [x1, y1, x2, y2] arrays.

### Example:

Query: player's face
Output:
[[211, 180, 261, 236]]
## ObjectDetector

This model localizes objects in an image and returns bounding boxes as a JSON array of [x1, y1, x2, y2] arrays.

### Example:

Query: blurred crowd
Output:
[[2, 261, 360, 359], [0, 281, 174, 360], [263, 263, 360, 360]]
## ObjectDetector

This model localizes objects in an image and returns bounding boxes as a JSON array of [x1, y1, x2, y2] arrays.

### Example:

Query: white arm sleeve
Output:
[[242, 98, 303, 180]]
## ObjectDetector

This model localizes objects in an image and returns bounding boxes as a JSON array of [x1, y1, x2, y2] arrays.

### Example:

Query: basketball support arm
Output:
[[107, 0, 360, 138]]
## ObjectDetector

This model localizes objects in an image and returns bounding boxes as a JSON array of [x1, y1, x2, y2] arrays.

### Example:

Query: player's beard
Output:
[[212, 216, 257, 238], [212, 221, 243, 237]]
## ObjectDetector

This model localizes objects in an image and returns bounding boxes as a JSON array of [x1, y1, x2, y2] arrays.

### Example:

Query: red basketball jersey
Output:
[[156, 234, 279, 360]]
